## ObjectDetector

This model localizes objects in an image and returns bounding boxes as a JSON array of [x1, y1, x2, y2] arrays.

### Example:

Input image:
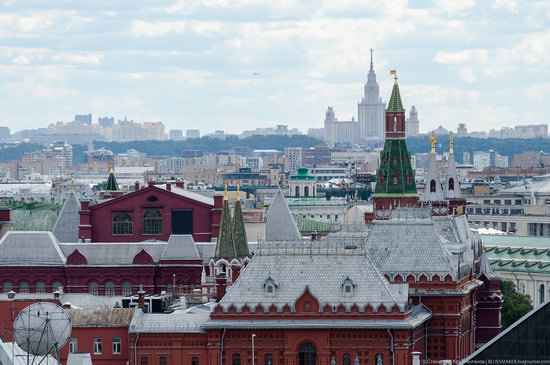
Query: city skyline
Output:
[[0, 1, 548, 134]]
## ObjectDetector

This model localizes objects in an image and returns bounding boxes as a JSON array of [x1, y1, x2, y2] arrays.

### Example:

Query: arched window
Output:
[[343, 353, 352, 365], [375, 353, 384, 365], [304, 186, 309, 197], [430, 179, 437, 193], [519, 282, 526, 294], [35, 281, 46, 294], [540, 283, 546, 304], [232, 353, 241, 365], [2, 281, 12, 293], [52, 281, 62, 293], [191, 357, 199, 365], [105, 281, 116, 296], [448, 178, 455, 191], [142, 209, 163, 235], [264, 353, 273, 365], [113, 212, 133, 235], [264, 277, 277, 297], [19, 281, 29, 294], [122, 281, 132, 296], [140, 357, 148, 365], [89, 281, 99, 296], [295, 186, 300, 197], [159, 357, 167, 365], [299, 343, 316, 365]]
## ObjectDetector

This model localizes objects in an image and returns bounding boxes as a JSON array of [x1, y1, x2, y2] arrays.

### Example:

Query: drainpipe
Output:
[[134, 332, 140, 365], [220, 328, 226, 365], [386, 329, 395, 365]]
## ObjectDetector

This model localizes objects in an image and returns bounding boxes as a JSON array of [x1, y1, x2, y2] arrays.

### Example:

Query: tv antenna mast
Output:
[[12, 302, 72, 365]]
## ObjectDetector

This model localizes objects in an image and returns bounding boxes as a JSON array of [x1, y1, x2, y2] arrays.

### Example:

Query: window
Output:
[[342, 277, 355, 298], [122, 281, 132, 296], [69, 338, 77, 353], [112, 212, 133, 235], [52, 281, 62, 292], [539, 284, 546, 304], [264, 277, 277, 297], [140, 357, 149, 365], [264, 353, 273, 365], [232, 354, 241, 365], [105, 281, 116, 296], [304, 186, 309, 197], [343, 354, 352, 365], [142, 209, 163, 235], [159, 357, 167, 365], [19, 281, 29, 294], [191, 357, 199, 365], [89, 281, 99, 296], [430, 179, 437, 193], [112, 337, 121, 354], [295, 186, 300, 197], [299, 343, 316, 365], [519, 282, 526, 294], [375, 353, 384, 365], [448, 177, 454, 191], [35, 281, 46, 294], [93, 337, 102, 354], [2, 281, 12, 293], [146, 195, 159, 202]]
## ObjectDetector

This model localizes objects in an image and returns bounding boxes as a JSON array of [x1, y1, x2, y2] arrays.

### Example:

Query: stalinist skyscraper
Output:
[[358, 49, 386, 141]]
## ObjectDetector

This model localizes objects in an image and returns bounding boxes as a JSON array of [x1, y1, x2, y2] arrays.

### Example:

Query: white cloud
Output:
[[53, 53, 103, 65], [130, 20, 186, 37], [434, 50, 488, 64], [460, 67, 476, 83], [12, 56, 30, 65]]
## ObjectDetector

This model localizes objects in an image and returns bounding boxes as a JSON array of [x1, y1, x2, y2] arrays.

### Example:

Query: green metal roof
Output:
[[289, 167, 315, 181], [294, 216, 340, 234], [482, 235, 550, 274], [386, 81, 404, 112], [481, 234, 550, 248]]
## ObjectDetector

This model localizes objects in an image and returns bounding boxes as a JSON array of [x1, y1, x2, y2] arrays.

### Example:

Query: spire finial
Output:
[[354, 190, 358, 206], [390, 69, 398, 83], [430, 131, 436, 154], [449, 131, 454, 154], [236, 181, 241, 200], [223, 181, 228, 201], [276, 174, 281, 188], [370, 48, 374, 70]]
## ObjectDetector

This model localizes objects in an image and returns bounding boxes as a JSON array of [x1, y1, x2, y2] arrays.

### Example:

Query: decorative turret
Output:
[[372, 71, 419, 212], [105, 167, 120, 192], [445, 132, 467, 214], [420, 132, 447, 215], [215, 182, 236, 258], [232, 183, 249, 258]]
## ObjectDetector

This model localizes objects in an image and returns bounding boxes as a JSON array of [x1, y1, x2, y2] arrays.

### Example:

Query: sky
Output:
[[0, 0, 549, 135]]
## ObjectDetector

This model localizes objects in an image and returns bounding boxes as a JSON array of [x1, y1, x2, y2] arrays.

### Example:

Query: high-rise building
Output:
[[406, 106, 419, 137], [358, 49, 386, 141], [323, 107, 359, 146], [186, 129, 200, 139], [0, 126, 10, 142], [98, 116, 114, 128], [74, 114, 92, 125], [457, 123, 468, 137], [283, 147, 303, 173], [169, 129, 183, 140]]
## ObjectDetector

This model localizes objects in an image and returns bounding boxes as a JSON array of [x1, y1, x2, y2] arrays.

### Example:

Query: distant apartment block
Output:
[[284, 147, 303, 173], [186, 129, 200, 139], [0, 126, 10, 143], [98, 116, 114, 128], [169, 129, 183, 140], [74, 113, 92, 125]]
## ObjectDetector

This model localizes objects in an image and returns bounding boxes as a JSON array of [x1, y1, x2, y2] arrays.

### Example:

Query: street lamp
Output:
[[251, 334, 256, 365]]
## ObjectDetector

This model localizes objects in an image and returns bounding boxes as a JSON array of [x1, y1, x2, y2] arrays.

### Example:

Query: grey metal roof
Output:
[[59, 242, 167, 265], [265, 189, 302, 242], [444, 154, 462, 199], [157, 184, 214, 206], [129, 304, 214, 333], [0, 231, 66, 265], [60, 293, 124, 309], [52, 190, 81, 243], [366, 220, 456, 278], [162, 235, 200, 260], [420, 153, 445, 202], [219, 241, 408, 311]]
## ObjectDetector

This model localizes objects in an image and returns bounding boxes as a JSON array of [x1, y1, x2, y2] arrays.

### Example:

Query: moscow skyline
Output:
[[0, 0, 548, 134]]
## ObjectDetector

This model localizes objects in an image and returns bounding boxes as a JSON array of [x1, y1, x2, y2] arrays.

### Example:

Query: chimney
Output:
[[231, 265, 241, 283], [80, 201, 90, 210], [166, 183, 171, 192], [0, 208, 10, 222], [134, 181, 140, 191], [216, 275, 227, 302], [310, 232, 318, 241], [137, 285, 146, 310], [148, 180, 155, 187], [175, 180, 184, 189], [214, 195, 223, 209]]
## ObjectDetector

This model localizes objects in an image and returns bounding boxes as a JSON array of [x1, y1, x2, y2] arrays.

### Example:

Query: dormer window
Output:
[[342, 277, 356, 298], [264, 277, 278, 297]]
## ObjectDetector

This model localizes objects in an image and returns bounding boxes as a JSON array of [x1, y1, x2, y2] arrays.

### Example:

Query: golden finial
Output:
[[354, 191, 358, 206], [449, 131, 454, 154], [430, 131, 436, 154], [223, 181, 228, 201], [70, 172, 75, 187], [236, 181, 241, 200], [276, 174, 281, 188], [390, 69, 398, 83]]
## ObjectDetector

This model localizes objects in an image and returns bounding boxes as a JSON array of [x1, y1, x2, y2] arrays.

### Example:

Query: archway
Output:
[[298, 342, 316, 365]]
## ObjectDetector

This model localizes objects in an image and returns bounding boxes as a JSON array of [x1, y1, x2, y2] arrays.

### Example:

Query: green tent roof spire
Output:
[[232, 183, 249, 258], [386, 70, 404, 112], [215, 192, 236, 258], [105, 167, 120, 192]]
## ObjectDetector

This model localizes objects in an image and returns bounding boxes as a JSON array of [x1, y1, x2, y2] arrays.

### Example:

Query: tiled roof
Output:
[[11, 209, 60, 231], [162, 235, 200, 260], [445, 153, 462, 199], [129, 304, 214, 333], [67, 308, 134, 327], [59, 243, 166, 265], [52, 190, 81, 243], [265, 189, 302, 242], [219, 241, 408, 311], [421, 153, 445, 202], [366, 220, 456, 278], [387, 81, 404, 112], [0, 231, 65, 266]]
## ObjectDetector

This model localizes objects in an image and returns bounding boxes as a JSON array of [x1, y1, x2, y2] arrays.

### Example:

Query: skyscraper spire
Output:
[[370, 48, 374, 70]]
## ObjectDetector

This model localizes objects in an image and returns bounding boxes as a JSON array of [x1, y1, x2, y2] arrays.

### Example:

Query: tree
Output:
[[500, 280, 533, 329]]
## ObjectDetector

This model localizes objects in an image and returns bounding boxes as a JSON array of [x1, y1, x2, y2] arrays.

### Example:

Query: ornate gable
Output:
[[66, 249, 87, 265], [132, 249, 154, 265]]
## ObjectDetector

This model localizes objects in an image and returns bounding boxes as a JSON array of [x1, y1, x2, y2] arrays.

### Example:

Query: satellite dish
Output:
[[13, 302, 72, 357]]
